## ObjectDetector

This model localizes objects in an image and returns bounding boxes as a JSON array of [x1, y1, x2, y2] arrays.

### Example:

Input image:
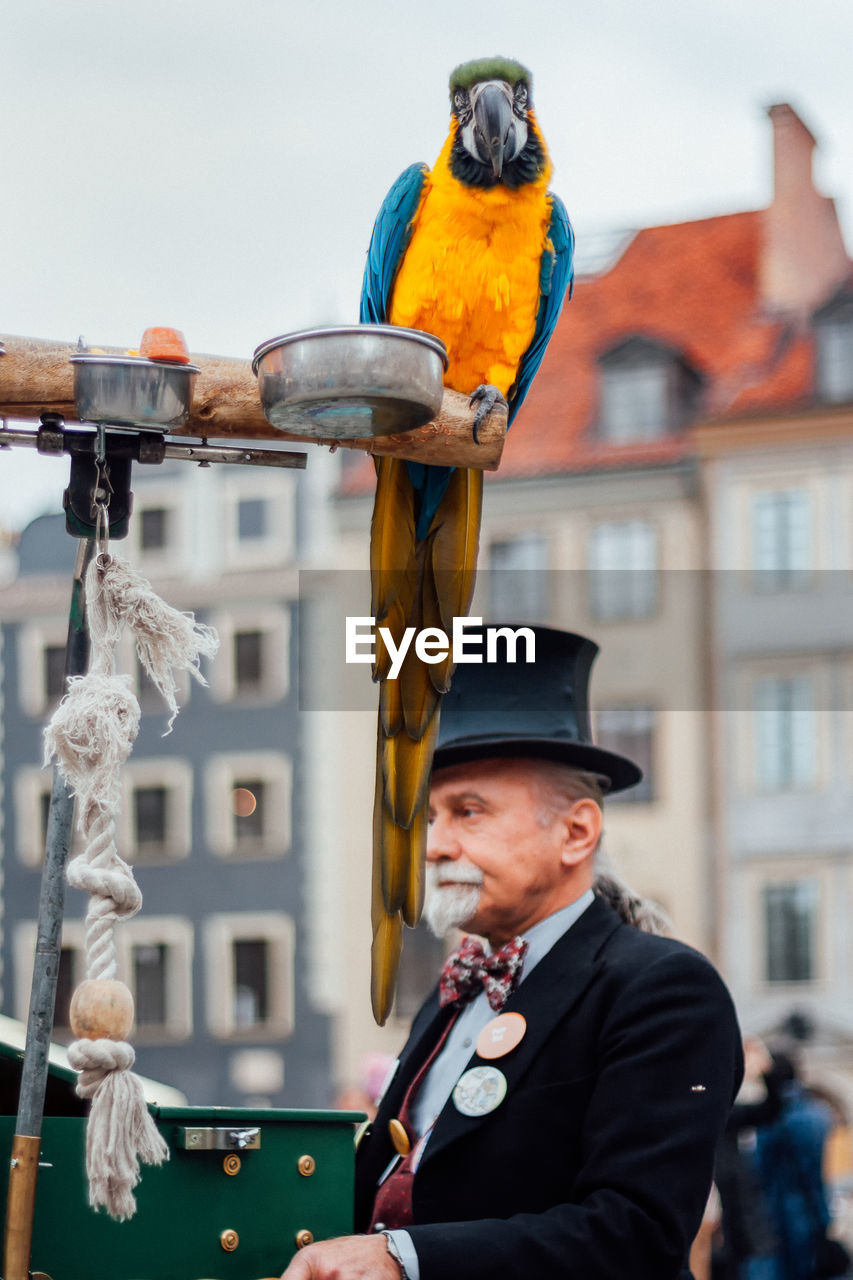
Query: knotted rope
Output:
[[44, 548, 218, 1219]]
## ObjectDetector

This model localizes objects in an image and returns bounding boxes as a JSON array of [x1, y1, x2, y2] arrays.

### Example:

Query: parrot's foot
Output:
[[469, 384, 508, 443]]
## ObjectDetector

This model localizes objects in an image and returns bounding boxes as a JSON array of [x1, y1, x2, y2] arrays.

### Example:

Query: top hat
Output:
[[432, 623, 642, 793]]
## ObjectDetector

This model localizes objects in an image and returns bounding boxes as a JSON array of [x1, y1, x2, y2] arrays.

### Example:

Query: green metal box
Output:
[[0, 1037, 363, 1280]]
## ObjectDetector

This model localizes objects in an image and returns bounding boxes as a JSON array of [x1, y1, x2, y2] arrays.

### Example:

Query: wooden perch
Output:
[[0, 335, 506, 470]]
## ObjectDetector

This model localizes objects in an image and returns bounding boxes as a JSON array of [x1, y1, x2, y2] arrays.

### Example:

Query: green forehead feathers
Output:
[[449, 57, 532, 100]]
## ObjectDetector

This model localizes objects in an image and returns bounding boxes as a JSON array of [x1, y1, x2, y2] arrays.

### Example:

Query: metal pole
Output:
[[3, 538, 94, 1280]]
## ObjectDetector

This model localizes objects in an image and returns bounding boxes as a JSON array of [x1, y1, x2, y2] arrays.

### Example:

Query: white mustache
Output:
[[427, 864, 484, 888]]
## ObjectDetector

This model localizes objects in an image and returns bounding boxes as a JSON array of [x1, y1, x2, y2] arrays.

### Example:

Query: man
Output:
[[282, 626, 743, 1280]]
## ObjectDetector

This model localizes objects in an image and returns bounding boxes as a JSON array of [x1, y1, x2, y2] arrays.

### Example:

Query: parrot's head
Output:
[[448, 56, 547, 190]]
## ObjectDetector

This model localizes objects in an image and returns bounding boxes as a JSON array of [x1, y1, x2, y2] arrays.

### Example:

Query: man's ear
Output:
[[560, 798, 602, 867]]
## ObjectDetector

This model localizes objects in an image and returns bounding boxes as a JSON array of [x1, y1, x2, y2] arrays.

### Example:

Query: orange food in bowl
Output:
[[139, 327, 190, 364]]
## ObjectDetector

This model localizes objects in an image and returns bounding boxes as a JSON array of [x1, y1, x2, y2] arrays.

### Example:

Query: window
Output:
[[139, 506, 169, 552], [54, 945, 80, 1031], [133, 944, 168, 1027], [128, 482, 186, 571], [753, 675, 817, 791], [763, 880, 818, 983], [597, 338, 701, 443], [237, 498, 268, 541], [221, 473, 296, 569], [116, 916, 193, 1040], [17, 619, 70, 717], [233, 781, 266, 846], [40, 791, 52, 846], [14, 768, 52, 867], [595, 706, 656, 803], [205, 753, 291, 858], [205, 913, 295, 1039], [234, 629, 264, 693], [120, 760, 192, 861], [14, 921, 85, 1028], [600, 364, 668, 442], [588, 520, 658, 621], [817, 322, 853, 402], [751, 489, 812, 589], [233, 939, 270, 1028], [134, 786, 168, 850], [487, 534, 549, 621], [209, 608, 290, 704], [44, 645, 67, 703], [13, 767, 80, 868], [815, 291, 853, 403]]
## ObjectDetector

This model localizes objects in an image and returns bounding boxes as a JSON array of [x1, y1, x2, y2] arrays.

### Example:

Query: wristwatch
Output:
[[382, 1230, 410, 1278]]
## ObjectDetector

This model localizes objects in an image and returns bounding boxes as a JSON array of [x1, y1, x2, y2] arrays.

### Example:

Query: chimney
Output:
[[760, 103, 849, 321]]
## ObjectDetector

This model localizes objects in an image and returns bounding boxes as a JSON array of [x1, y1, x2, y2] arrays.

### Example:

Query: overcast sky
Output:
[[3, 0, 853, 531]]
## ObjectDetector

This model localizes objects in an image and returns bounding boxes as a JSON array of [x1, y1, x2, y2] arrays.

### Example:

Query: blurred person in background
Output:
[[713, 1038, 787, 1280], [753, 1051, 844, 1280], [334, 1053, 398, 1121]]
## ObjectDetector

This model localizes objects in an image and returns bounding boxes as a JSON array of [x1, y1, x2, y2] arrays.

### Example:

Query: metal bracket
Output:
[[0, 416, 308, 542], [176, 1126, 261, 1152]]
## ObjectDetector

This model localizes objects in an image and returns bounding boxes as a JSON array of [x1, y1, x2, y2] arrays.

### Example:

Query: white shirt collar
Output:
[[508, 887, 596, 978]]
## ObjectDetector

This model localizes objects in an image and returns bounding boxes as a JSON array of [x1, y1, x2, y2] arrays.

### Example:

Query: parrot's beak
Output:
[[472, 81, 515, 179]]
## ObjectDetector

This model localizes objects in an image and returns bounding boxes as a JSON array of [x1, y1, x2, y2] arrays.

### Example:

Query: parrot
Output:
[[360, 56, 575, 1023]]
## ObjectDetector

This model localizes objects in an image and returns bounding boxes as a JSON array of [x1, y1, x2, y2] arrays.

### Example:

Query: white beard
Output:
[[424, 863, 484, 938]]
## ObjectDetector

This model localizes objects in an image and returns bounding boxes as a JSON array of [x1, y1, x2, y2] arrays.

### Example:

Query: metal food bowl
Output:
[[71, 354, 200, 431], [252, 325, 448, 439]]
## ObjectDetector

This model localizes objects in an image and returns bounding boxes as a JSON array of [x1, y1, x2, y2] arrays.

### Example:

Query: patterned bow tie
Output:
[[439, 935, 528, 1012]]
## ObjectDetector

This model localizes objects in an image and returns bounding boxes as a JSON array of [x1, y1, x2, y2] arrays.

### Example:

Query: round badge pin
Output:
[[452, 1066, 508, 1117], [476, 1011, 527, 1060], [388, 1118, 411, 1156]]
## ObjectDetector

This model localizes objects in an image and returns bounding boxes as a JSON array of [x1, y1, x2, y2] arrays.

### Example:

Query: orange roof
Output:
[[340, 206, 836, 497]]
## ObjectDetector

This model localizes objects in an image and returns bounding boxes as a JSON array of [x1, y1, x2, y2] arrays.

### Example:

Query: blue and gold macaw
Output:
[[361, 56, 574, 1022]]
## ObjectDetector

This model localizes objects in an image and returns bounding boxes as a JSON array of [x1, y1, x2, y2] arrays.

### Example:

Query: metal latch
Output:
[[177, 1126, 261, 1151]]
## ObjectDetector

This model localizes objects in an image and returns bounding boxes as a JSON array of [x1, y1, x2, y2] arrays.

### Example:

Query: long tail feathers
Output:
[[382, 713, 439, 828], [369, 458, 483, 1023], [431, 466, 484, 631], [371, 883, 403, 1026], [371, 457, 417, 683], [401, 803, 427, 928]]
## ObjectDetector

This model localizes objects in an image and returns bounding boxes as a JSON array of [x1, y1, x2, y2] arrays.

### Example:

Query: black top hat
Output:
[[433, 624, 642, 794]]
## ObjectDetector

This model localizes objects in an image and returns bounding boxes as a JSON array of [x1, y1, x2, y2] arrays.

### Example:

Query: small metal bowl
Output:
[[71, 354, 200, 431], [252, 325, 448, 439]]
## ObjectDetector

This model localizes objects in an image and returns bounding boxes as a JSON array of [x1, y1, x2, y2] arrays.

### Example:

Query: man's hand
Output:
[[280, 1233, 401, 1280]]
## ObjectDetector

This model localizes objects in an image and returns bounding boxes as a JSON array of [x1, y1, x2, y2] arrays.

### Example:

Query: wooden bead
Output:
[[69, 979, 134, 1041]]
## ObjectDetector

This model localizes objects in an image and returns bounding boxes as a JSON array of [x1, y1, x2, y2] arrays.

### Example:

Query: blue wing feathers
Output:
[[508, 193, 574, 425], [360, 163, 453, 537], [360, 164, 429, 324]]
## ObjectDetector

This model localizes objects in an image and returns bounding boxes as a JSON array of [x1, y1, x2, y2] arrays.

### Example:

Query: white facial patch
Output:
[[459, 79, 528, 168]]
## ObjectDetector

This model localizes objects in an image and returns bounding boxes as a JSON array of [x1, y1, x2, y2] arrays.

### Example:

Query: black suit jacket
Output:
[[355, 896, 743, 1280]]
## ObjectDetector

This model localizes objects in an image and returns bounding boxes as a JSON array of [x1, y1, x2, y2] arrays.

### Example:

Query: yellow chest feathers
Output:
[[388, 133, 553, 397]]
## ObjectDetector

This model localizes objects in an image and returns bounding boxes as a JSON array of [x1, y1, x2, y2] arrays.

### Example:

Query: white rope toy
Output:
[[44, 545, 218, 1220]]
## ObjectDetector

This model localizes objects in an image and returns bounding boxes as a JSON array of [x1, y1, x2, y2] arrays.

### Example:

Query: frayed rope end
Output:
[[70, 1038, 169, 1221]]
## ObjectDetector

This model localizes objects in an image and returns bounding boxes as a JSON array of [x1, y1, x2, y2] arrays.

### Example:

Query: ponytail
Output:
[[593, 860, 672, 936]]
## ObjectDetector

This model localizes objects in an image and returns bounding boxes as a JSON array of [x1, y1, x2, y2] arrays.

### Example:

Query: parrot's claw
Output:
[[468, 384, 508, 443]]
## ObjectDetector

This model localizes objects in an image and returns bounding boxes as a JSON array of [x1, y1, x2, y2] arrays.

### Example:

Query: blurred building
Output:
[[0, 456, 337, 1107], [693, 105, 853, 1120]]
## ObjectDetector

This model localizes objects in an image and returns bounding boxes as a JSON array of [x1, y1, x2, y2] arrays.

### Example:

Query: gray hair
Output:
[[530, 760, 672, 937]]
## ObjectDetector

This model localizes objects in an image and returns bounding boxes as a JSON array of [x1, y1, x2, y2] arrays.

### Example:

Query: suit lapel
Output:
[[422, 896, 622, 1164]]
